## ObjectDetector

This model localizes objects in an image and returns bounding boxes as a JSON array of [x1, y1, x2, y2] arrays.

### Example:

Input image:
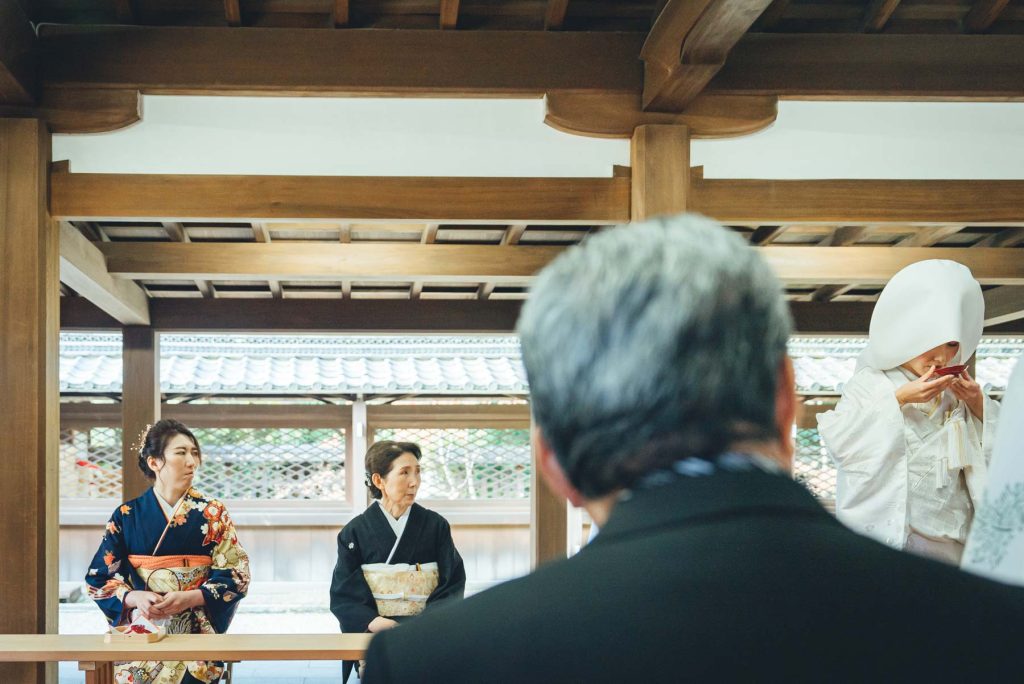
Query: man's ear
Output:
[[774, 355, 797, 471], [532, 425, 586, 508]]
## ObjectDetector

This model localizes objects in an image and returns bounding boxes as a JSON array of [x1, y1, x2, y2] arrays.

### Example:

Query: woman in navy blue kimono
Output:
[[86, 419, 250, 684], [330, 441, 466, 681]]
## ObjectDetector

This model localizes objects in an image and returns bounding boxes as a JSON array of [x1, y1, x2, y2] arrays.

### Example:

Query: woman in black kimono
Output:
[[330, 440, 466, 681]]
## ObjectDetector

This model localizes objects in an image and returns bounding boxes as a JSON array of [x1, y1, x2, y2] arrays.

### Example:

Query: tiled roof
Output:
[[59, 334, 1022, 396], [789, 337, 1023, 394], [60, 334, 528, 395]]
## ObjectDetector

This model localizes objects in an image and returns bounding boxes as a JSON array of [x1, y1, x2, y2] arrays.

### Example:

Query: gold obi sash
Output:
[[361, 562, 439, 617], [128, 554, 211, 593]]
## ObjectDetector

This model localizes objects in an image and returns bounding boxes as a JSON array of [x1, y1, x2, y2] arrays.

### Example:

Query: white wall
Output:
[[53, 97, 1024, 180]]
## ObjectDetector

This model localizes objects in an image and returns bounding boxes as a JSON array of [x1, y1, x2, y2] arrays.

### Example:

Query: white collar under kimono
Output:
[[377, 500, 412, 563], [154, 489, 186, 521]]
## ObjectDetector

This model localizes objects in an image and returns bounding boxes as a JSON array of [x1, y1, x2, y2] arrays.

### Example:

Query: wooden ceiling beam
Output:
[[754, 0, 790, 30], [62, 297, 525, 333], [51, 173, 630, 225], [440, 0, 460, 29], [38, 27, 643, 97], [642, 0, 774, 110], [92, 242, 1024, 286], [59, 295, 1024, 336], [984, 286, 1024, 326], [690, 178, 1024, 225], [98, 243, 560, 282], [706, 34, 1024, 99], [545, 0, 570, 30], [544, 92, 778, 139], [963, 0, 1011, 33], [59, 222, 150, 325], [863, 0, 902, 33], [0, 0, 37, 105]]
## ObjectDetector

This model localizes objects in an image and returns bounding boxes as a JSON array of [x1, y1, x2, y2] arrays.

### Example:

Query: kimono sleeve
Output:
[[85, 505, 135, 626], [199, 502, 250, 634], [329, 524, 379, 634], [817, 368, 906, 475], [426, 515, 466, 605]]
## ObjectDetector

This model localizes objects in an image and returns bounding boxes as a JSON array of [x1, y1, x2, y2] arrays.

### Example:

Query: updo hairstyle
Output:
[[136, 419, 202, 480], [364, 440, 422, 499]]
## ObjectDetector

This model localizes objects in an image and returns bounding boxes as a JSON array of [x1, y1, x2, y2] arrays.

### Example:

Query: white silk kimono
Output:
[[963, 361, 1024, 584], [818, 367, 999, 552], [818, 259, 997, 558]]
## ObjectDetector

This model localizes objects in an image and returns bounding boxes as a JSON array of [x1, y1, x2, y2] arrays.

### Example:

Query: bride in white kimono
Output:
[[963, 360, 1024, 582], [817, 260, 999, 564]]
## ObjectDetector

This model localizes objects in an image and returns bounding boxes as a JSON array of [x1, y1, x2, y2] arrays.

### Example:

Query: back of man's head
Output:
[[517, 213, 792, 499]]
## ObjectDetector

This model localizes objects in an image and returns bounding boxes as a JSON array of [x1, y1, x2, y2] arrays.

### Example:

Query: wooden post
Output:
[[0, 118, 59, 684], [630, 124, 691, 222], [121, 327, 159, 501], [530, 413, 568, 568]]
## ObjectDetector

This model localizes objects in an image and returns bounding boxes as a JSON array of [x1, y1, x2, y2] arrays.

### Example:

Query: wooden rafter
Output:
[[476, 225, 527, 299], [642, 0, 774, 110], [963, 0, 1011, 33], [545, 0, 570, 30], [984, 286, 1024, 326], [59, 222, 150, 325], [162, 221, 214, 297], [707, 34, 1024, 99], [748, 225, 788, 245], [0, 0, 37, 105], [894, 225, 966, 247], [975, 228, 1024, 247], [332, 0, 350, 27], [224, 0, 242, 26], [440, 0, 460, 29], [251, 223, 282, 298], [690, 179, 1024, 225], [39, 28, 643, 97], [51, 173, 630, 224], [863, 0, 902, 33], [808, 226, 874, 301]]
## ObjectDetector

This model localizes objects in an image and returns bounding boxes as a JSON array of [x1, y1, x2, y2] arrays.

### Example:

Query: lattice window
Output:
[[372, 428, 531, 500], [793, 427, 836, 502], [191, 428, 346, 501], [60, 427, 123, 500]]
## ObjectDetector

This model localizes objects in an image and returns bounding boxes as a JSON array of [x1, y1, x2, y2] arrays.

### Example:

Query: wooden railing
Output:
[[0, 633, 371, 684]]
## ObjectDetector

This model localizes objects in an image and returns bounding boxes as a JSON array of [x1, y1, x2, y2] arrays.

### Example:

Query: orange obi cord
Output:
[[128, 554, 212, 571]]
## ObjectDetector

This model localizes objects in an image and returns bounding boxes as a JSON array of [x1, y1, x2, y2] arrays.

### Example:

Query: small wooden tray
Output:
[[104, 625, 167, 643]]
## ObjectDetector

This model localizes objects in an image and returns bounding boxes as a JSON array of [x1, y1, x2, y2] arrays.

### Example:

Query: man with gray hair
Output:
[[364, 215, 1024, 683]]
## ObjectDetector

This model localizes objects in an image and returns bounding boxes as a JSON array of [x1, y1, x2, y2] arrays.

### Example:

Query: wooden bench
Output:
[[0, 633, 372, 683]]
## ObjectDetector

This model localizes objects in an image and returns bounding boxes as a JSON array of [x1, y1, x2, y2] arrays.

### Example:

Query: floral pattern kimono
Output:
[[86, 487, 251, 684]]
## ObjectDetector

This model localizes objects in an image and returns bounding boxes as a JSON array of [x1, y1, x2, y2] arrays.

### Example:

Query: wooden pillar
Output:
[[530, 413, 568, 568], [0, 118, 59, 684], [122, 327, 159, 501], [630, 124, 691, 222]]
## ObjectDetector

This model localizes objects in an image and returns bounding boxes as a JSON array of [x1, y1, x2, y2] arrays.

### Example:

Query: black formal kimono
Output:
[[363, 458, 1024, 684], [330, 501, 465, 681]]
